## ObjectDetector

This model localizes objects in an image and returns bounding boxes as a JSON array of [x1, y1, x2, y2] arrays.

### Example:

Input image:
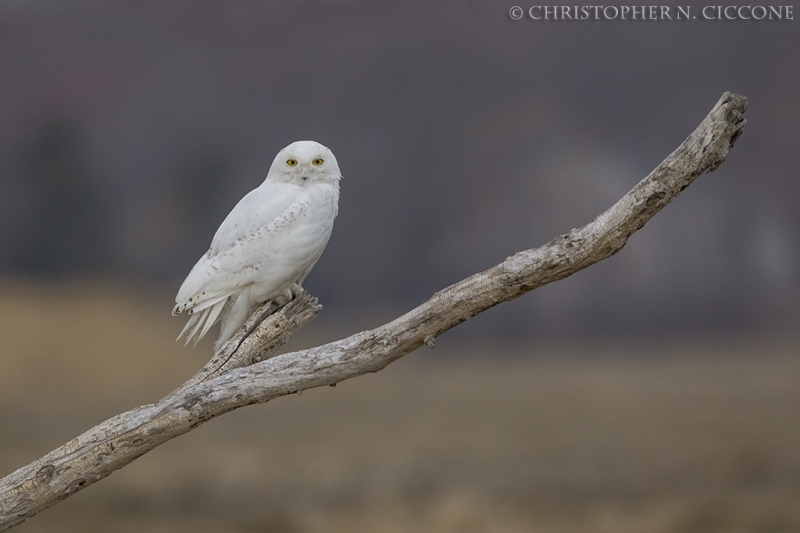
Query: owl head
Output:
[[267, 140, 341, 186]]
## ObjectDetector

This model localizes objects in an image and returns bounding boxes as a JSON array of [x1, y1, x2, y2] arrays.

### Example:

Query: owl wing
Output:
[[173, 181, 299, 317]]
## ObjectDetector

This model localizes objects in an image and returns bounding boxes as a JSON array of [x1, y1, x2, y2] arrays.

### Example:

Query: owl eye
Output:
[[312, 158, 324, 166], [286, 159, 298, 167]]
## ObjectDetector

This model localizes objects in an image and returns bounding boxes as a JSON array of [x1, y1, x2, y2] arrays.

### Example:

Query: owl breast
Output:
[[241, 182, 338, 301]]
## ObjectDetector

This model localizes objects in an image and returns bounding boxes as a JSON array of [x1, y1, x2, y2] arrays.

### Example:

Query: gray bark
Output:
[[0, 92, 747, 531]]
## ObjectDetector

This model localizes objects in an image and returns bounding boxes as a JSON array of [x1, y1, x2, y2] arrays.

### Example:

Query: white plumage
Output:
[[173, 140, 341, 352]]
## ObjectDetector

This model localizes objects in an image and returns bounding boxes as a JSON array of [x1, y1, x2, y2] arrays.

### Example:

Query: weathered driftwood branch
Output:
[[0, 92, 747, 531], [173, 292, 322, 395]]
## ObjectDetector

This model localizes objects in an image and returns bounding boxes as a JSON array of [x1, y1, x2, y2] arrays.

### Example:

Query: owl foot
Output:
[[289, 283, 302, 297]]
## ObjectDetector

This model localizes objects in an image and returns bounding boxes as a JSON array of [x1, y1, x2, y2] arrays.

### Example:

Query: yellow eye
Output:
[[312, 158, 324, 166], [286, 159, 298, 167]]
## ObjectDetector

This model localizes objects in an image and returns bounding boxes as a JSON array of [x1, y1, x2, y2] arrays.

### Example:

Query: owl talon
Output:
[[289, 283, 302, 297]]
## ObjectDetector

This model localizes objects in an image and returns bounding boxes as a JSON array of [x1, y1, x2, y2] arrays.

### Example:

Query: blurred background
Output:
[[1, 1, 799, 532]]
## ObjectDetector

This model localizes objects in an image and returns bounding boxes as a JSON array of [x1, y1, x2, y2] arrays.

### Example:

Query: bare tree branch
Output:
[[173, 291, 322, 395], [0, 92, 747, 531]]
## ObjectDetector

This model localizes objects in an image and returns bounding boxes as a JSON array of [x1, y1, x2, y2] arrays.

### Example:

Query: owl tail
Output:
[[177, 297, 227, 346]]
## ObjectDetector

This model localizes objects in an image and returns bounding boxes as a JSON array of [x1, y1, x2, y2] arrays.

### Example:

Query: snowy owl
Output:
[[173, 140, 341, 352]]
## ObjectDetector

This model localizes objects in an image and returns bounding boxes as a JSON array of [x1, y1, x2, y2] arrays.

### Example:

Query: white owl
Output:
[[173, 140, 341, 352]]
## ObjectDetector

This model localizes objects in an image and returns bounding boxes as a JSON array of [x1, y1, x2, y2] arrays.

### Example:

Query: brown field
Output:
[[1, 282, 799, 533]]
